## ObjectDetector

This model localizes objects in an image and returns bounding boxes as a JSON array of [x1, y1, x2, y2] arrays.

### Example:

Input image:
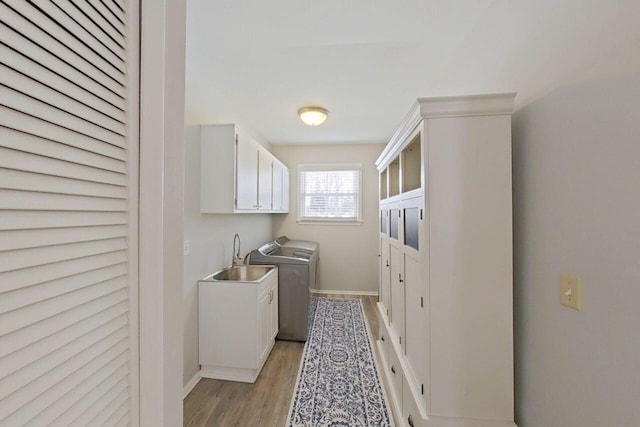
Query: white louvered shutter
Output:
[[0, 0, 139, 425]]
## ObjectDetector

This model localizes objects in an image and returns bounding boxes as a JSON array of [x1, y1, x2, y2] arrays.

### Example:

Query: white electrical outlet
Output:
[[183, 240, 190, 256]]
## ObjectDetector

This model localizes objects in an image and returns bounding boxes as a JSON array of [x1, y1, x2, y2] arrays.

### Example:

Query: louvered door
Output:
[[0, 1, 139, 425]]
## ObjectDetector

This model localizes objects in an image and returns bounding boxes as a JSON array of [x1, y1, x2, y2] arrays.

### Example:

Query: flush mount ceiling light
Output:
[[298, 106, 328, 126]]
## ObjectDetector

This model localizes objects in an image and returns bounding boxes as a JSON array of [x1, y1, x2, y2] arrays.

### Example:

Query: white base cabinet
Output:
[[198, 268, 278, 383], [376, 94, 517, 427]]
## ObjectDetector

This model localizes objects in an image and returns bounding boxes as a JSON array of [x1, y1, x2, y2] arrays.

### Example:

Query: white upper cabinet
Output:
[[199, 124, 289, 213]]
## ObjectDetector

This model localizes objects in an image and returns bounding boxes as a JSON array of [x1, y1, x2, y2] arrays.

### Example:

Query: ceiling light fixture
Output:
[[298, 107, 328, 126]]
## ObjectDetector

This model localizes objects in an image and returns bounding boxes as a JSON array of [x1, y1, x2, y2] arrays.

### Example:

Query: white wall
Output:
[[512, 73, 640, 426], [271, 143, 385, 294], [183, 126, 273, 386]]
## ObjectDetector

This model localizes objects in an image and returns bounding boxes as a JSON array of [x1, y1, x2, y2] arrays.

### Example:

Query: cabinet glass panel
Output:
[[401, 134, 421, 193], [380, 170, 388, 200], [380, 209, 388, 234], [404, 207, 419, 250], [390, 209, 399, 240], [388, 158, 400, 197]]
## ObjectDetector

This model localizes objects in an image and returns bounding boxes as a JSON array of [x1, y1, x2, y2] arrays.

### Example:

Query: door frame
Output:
[[138, 1, 186, 426]]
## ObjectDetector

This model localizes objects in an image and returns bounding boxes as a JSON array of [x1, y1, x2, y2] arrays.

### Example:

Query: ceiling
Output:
[[184, 0, 640, 145]]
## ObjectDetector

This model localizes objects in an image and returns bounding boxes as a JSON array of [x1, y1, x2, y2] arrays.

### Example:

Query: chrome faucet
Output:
[[232, 233, 242, 266]]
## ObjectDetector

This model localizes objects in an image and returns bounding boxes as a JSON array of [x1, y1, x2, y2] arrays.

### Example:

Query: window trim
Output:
[[297, 163, 363, 224]]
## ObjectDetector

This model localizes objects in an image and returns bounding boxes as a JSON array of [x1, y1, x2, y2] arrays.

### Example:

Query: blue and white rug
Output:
[[288, 298, 391, 427]]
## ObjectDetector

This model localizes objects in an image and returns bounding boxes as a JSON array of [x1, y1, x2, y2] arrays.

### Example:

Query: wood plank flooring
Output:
[[183, 294, 380, 426]]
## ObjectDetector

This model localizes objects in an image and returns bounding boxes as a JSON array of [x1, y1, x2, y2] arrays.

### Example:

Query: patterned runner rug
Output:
[[287, 298, 391, 426]]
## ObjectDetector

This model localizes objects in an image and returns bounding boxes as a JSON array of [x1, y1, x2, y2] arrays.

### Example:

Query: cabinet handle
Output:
[[408, 414, 414, 427], [399, 274, 403, 283], [391, 365, 396, 374], [380, 335, 385, 342], [386, 260, 389, 267]]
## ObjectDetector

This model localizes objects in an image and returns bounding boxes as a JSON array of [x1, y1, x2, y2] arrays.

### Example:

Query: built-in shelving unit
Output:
[[376, 93, 517, 427]]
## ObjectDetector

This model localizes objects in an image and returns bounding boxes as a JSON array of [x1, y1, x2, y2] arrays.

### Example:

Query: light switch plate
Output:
[[561, 275, 581, 311]]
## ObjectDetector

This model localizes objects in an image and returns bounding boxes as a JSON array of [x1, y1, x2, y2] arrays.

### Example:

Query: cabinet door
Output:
[[270, 285, 279, 340], [404, 252, 429, 413], [402, 197, 423, 252], [272, 161, 284, 211], [389, 244, 404, 344], [282, 168, 290, 211], [380, 239, 391, 317], [380, 209, 389, 235], [236, 132, 259, 210], [258, 291, 270, 365], [389, 208, 400, 240], [258, 148, 273, 210]]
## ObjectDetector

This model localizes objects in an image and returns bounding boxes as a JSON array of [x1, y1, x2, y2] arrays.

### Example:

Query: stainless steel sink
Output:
[[206, 265, 275, 282]]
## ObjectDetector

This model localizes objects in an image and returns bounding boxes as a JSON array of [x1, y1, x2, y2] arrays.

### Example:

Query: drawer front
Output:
[[402, 377, 424, 427], [378, 319, 389, 364], [388, 345, 403, 406]]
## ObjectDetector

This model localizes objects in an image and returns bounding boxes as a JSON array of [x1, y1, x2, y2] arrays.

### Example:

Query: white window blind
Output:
[[0, 1, 139, 426], [298, 164, 362, 222]]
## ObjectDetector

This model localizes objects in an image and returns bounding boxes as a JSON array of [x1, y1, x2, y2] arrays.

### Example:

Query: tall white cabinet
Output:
[[376, 94, 517, 427]]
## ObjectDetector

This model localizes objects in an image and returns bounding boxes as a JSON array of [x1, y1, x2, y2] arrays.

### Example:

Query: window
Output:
[[298, 163, 362, 223]]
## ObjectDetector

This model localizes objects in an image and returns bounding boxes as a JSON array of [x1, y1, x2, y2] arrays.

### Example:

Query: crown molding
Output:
[[418, 92, 516, 118], [376, 93, 516, 169]]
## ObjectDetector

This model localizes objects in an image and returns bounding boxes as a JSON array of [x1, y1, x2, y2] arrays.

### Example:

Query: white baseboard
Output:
[[310, 289, 379, 297], [183, 370, 202, 399], [200, 365, 260, 383]]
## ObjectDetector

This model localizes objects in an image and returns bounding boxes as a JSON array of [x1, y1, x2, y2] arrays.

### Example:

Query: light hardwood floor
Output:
[[183, 294, 380, 426]]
